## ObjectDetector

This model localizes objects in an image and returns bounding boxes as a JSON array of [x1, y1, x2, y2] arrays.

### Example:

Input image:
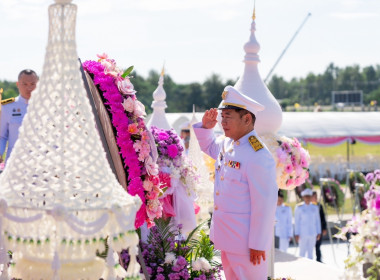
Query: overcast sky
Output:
[[0, 0, 379, 84]]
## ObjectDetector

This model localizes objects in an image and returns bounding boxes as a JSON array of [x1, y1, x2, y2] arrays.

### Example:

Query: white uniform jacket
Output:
[[193, 123, 278, 255], [294, 202, 321, 237], [275, 204, 293, 239], [0, 96, 28, 161]]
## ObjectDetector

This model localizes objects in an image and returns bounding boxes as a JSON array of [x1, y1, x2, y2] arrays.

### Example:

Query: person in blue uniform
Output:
[[193, 85, 278, 280], [294, 188, 321, 259], [0, 69, 38, 163], [275, 191, 293, 253], [312, 191, 327, 262]]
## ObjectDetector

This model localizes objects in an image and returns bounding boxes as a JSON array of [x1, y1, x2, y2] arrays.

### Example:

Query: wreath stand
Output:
[[319, 178, 346, 265], [346, 169, 366, 216], [80, 60, 151, 280]]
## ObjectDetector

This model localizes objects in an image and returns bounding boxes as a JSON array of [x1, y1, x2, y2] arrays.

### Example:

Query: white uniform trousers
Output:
[[299, 235, 316, 259], [279, 237, 289, 253], [221, 250, 268, 280]]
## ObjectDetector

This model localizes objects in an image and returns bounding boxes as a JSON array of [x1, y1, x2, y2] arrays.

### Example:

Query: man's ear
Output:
[[245, 113, 252, 125]]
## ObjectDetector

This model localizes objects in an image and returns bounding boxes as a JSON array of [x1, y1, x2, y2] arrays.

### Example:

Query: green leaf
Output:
[[122, 66, 134, 78]]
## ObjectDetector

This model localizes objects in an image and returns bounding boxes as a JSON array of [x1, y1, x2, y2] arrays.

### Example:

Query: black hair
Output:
[[235, 108, 256, 125], [18, 69, 38, 80], [278, 189, 284, 198]]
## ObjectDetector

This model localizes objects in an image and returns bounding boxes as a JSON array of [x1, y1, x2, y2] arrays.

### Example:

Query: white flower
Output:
[[192, 258, 202, 271], [199, 257, 212, 271], [164, 252, 176, 264], [145, 156, 159, 176], [134, 100, 146, 118], [122, 98, 134, 113], [193, 257, 211, 272]]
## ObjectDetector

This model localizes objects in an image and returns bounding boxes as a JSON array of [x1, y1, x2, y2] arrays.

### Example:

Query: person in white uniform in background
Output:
[[294, 188, 321, 259], [0, 69, 38, 164], [275, 190, 293, 253]]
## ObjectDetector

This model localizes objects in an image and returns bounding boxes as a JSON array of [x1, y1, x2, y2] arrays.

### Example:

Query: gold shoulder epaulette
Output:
[[296, 202, 304, 206], [311, 202, 317, 205], [283, 203, 290, 207], [248, 136, 263, 151], [1, 97, 15, 105]]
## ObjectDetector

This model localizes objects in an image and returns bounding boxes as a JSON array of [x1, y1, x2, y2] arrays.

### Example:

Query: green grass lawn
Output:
[[305, 141, 380, 159]]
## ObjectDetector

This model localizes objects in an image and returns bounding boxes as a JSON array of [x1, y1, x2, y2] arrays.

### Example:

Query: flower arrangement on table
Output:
[[261, 134, 310, 190], [320, 179, 345, 209], [336, 169, 380, 280], [83, 54, 163, 229], [121, 219, 223, 280]]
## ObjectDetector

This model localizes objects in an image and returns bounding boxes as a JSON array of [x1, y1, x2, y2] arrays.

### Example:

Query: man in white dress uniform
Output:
[[193, 86, 278, 280], [294, 188, 321, 259], [275, 191, 293, 253], [0, 69, 38, 163]]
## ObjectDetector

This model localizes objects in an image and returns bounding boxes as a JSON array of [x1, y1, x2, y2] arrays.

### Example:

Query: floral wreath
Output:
[[151, 126, 199, 196], [321, 179, 345, 209], [83, 54, 162, 229], [261, 134, 310, 190]]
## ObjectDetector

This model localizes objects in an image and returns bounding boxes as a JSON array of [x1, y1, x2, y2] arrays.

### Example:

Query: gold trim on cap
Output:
[[222, 102, 246, 109]]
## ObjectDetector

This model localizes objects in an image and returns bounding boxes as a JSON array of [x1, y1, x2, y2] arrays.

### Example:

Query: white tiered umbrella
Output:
[[0, 1, 141, 279]]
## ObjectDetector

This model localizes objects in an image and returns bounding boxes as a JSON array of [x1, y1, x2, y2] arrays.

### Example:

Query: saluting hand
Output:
[[202, 108, 218, 129], [250, 249, 266, 266]]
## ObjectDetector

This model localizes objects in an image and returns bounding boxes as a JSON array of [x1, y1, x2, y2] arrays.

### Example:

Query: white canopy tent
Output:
[[155, 111, 380, 145]]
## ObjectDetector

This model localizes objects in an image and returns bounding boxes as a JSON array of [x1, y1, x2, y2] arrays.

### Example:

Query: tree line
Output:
[[1, 63, 379, 113]]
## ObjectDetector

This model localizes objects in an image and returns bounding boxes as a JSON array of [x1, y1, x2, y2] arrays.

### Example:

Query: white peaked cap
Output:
[[301, 188, 313, 197], [218, 85, 265, 115]]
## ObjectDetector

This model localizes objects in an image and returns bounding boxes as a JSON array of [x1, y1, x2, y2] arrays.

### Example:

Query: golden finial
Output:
[[161, 61, 165, 76], [252, 0, 256, 20], [0, 88, 3, 95]]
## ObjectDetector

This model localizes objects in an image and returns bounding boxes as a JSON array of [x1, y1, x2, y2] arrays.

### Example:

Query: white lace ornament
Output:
[[0, 1, 141, 279]]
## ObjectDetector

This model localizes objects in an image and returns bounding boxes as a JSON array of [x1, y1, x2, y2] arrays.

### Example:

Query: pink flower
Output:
[[300, 156, 309, 168], [292, 138, 301, 148], [117, 77, 136, 95], [151, 175, 160, 186], [291, 155, 297, 166], [146, 199, 163, 219], [128, 123, 139, 134], [122, 98, 134, 112], [276, 148, 288, 163], [285, 164, 293, 174], [282, 142, 291, 153], [295, 177, 304, 186], [167, 144, 179, 159], [295, 165, 303, 176], [97, 53, 108, 60], [143, 179, 153, 192], [146, 190, 159, 200], [134, 100, 146, 118], [158, 132, 169, 141], [286, 178, 294, 187]]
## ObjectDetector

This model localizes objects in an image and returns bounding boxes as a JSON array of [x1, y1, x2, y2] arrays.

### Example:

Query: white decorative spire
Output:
[[147, 65, 171, 130], [234, 7, 283, 135], [0, 1, 140, 279]]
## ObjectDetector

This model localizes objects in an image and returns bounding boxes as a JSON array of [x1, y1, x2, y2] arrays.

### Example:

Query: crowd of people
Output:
[[275, 188, 327, 262]]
